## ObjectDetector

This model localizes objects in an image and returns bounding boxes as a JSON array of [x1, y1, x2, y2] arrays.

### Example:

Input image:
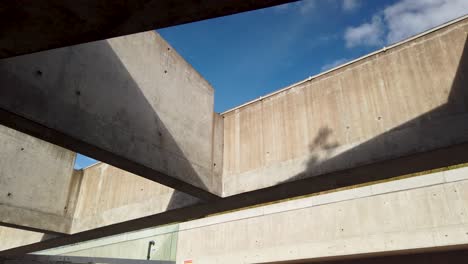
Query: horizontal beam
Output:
[[2, 142, 468, 255], [0, 108, 219, 202], [0, 0, 296, 59]]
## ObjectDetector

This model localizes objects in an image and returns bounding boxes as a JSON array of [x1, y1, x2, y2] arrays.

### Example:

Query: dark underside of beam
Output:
[[2, 141, 468, 255], [0, 0, 296, 59]]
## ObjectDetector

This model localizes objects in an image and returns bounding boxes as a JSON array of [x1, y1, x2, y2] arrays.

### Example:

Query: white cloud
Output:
[[321, 58, 350, 72], [343, 0, 361, 12], [345, 0, 468, 48], [345, 15, 384, 48], [384, 0, 468, 44]]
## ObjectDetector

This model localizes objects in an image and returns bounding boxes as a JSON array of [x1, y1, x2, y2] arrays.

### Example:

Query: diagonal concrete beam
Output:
[[0, 31, 223, 201], [2, 141, 468, 255], [0, 0, 296, 59]]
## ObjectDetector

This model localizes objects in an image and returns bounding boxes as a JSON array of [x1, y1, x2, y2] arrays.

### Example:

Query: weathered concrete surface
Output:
[[70, 163, 198, 233], [221, 16, 468, 196], [0, 125, 76, 234], [0, 0, 296, 59], [0, 31, 221, 200], [0, 227, 56, 252], [175, 167, 468, 263]]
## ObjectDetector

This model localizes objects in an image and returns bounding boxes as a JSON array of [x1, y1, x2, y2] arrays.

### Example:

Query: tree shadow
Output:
[[285, 33, 468, 186]]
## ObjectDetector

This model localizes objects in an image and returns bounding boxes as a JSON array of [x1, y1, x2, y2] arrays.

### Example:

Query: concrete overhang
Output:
[[0, 0, 296, 59]]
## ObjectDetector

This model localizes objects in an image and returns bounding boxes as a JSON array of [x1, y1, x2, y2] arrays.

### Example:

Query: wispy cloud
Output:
[[321, 58, 350, 72], [342, 0, 361, 12], [345, 15, 384, 48], [385, 0, 468, 44], [345, 0, 468, 48]]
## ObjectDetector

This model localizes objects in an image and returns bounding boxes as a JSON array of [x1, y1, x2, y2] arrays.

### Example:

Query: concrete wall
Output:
[[0, 30, 221, 199], [70, 163, 198, 233], [18, 166, 468, 263], [0, 120, 198, 235], [221, 17, 468, 196], [175, 166, 468, 263], [0, 125, 76, 233], [0, 160, 199, 250]]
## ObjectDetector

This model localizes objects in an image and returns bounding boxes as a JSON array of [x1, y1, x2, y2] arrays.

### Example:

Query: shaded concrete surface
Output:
[[0, 0, 296, 59], [0, 125, 75, 234], [0, 31, 221, 200], [221, 17, 468, 196]]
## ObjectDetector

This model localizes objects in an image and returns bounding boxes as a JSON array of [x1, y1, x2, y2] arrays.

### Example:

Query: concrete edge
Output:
[[179, 166, 468, 230]]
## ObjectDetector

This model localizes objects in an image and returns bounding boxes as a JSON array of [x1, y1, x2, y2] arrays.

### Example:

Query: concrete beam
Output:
[[2, 141, 468, 255], [0, 31, 222, 201], [0, 0, 296, 59]]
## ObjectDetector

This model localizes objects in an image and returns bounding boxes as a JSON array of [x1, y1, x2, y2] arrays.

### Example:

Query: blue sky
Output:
[[159, 0, 393, 113], [74, 0, 468, 169]]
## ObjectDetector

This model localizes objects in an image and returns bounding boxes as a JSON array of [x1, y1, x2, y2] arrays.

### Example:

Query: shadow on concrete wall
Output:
[[62, 41, 204, 213], [0, 37, 206, 234], [284, 37, 468, 186], [305, 127, 340, 170]]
